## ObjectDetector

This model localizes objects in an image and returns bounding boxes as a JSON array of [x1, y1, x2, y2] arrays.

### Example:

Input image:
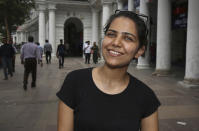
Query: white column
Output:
[[24, 32, 27, 42], [21, 32, 24, 42], [128, 0, 134, 11], [48, 4, 56, 56], [101, 2, 112, 61], [102, 3, 111, 36], [184, 0, 199, 85], [46, 20, 49, 40], [102, 2, 111, 42], [154, 0, 171, 76], [38, 4, 46, 47], [16, 32, 19, 44], [137, 0, 150, 69], [117, 0, 123, 10], [92, 8, 99, 44]]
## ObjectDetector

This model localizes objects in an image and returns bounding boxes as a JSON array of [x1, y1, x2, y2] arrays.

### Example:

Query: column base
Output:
[[98, 57, 104, 63], [136, 64, 150, 69], [178, 79, 199, 88], [152, 69, 171, 77]]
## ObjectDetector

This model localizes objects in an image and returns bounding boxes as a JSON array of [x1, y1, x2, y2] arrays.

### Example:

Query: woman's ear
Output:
[[134, 46, 145, 59]]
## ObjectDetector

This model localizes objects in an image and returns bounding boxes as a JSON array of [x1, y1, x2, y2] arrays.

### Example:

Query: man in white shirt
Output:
[[83, 41, 92, 64]]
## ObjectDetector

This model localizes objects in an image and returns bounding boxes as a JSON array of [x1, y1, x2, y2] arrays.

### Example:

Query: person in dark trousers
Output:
[[36, 42, 43, 65], [0, 39, 15, 80], [83, 41, 92, 64], [91, 42, 99, 64], [44, 40, 52, 64], [20, 36, 42, 91], [56, 39, 66, 69]]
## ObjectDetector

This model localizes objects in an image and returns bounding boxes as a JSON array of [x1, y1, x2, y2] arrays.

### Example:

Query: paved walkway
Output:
[[0, 55, 199, 131]]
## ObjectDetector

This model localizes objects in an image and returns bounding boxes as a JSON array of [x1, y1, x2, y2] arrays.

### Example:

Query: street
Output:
[[0, 55, 199, 131]]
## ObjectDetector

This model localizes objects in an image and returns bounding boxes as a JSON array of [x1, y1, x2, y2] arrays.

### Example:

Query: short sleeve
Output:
[[56, 72, 77, 109], [142, 89, 161, 118]]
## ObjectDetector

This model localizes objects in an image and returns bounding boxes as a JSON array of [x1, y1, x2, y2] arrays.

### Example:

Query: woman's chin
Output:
[[105, 61, 129, 69]]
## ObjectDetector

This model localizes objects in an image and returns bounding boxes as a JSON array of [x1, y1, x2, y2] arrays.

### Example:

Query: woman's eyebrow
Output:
[[123, 32, 137, 40]]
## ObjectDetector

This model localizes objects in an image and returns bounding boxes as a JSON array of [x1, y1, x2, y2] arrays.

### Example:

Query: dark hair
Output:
[[60, 39, 63, 44], [104, 10, 148, 49], [28, 36, 34, 42], [45, 40, 48, 42]]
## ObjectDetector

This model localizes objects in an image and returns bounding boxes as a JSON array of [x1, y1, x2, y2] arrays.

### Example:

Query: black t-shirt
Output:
[[57, 68, 161, 131]]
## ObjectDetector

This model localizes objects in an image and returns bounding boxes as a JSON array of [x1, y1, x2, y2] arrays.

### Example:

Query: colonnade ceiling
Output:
[[36, 0, 89, 4], [171, 0, 187, 3], [36, 0, 90, 9]]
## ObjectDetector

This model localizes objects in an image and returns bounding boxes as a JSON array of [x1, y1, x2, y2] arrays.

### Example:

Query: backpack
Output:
[[58, 45, 65, 55]]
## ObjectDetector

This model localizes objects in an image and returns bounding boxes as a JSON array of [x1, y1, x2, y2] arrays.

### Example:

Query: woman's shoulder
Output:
[[129, 74, 156, 95], [128, 74, 161, 117], [66, 68, 92, 79]]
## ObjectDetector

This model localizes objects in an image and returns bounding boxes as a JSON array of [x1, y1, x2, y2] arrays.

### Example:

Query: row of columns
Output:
[[99, 0, 199, 86], [155, 0, 199, 86], [38, 4, 56, 55]]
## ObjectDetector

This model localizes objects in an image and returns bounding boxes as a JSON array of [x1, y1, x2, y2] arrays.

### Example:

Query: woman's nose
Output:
[[112, 35, 122, 47]]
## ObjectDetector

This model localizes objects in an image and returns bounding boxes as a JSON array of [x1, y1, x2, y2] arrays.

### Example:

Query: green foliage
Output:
[[0, 0, 35, 38]]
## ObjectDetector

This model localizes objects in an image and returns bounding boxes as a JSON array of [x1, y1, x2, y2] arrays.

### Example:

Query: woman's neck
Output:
[[93, 65, 130, 94], [95, 65, 129, 85]]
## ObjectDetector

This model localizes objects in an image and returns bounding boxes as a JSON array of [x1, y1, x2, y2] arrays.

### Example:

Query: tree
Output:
[[0, 0, 35, 43]]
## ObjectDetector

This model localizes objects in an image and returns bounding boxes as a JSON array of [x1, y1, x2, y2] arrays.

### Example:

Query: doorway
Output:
[[64, 17, 83, 56]]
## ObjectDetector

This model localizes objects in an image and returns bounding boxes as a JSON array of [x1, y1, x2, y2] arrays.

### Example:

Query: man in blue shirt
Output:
[[20, 36, 42, 90]]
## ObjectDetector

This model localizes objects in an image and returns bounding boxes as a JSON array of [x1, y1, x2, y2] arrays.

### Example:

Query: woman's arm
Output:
[[57, 100, 74, 131], [141, 110, 159, 131]]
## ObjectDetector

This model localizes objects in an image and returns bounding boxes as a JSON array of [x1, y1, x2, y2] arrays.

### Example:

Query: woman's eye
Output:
[[124, 36, 134, 42], [106, 32, 116, 37]]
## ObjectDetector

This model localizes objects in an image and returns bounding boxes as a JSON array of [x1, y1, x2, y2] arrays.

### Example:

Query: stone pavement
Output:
[[0, 55, 199, 131]]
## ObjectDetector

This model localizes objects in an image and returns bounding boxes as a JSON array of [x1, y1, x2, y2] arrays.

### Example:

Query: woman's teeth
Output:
[[109, 50, 121, 55]]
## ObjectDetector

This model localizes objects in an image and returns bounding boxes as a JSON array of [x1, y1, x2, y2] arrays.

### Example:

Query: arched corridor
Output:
[[64, 17, 83, 57]]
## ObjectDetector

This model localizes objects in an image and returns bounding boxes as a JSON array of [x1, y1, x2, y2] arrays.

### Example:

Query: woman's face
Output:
[[102, 16, 145, 68]]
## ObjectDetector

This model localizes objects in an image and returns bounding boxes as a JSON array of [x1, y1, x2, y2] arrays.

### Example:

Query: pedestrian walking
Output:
[[44, 40, 52, 64], [83, 41, 88, 57], [20, 36, 42, 91], [0, 39, 15, 80], [91, 42, 99, 64], [56, 39, 66, 69], [12, 44, 17, 72], [36, 42, 43, 65], [83, 41, 92, 64], [57, 10, 161, 131]]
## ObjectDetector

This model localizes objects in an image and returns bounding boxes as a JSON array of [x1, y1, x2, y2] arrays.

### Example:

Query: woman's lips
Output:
[[108, 49, 123, 57]]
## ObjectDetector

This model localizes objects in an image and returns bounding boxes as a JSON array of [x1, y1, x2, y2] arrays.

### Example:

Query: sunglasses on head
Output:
[[114, 10, 149, 41], [115, 9, 149, 24]]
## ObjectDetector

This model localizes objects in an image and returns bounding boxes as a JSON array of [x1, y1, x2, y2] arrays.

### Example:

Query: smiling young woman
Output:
[[102, 16, 145, 69], [57, 10, 160, 131]]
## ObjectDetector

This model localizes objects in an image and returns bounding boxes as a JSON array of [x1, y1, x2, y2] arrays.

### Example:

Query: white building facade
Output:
[[16, 0, 199, 87]]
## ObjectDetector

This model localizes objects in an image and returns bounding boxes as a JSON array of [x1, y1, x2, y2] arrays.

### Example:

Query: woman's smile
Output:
[[108, 49, 123, 57]]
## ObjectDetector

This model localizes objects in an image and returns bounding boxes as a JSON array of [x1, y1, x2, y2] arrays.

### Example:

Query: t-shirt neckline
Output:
[[89, 68, 132, 97]]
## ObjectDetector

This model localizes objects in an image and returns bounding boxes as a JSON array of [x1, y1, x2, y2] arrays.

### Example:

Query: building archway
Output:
[[64, 17, 83, 56]]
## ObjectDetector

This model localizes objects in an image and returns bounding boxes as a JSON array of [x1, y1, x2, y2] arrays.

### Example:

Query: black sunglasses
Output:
[[115, 9, 149, 24], [114, 9, 150, 43]]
